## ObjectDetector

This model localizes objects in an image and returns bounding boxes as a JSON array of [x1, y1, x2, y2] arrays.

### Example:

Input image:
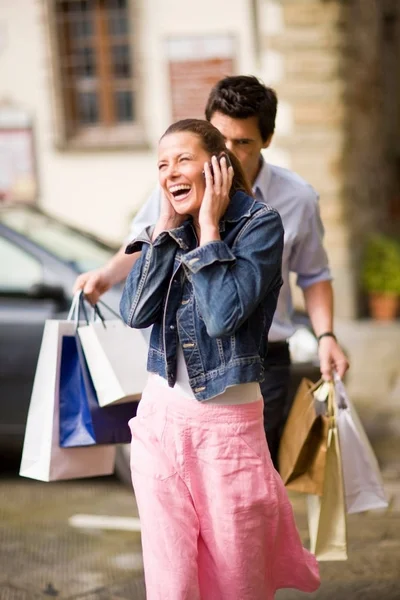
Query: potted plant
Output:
[[361, 234, 400, 320]]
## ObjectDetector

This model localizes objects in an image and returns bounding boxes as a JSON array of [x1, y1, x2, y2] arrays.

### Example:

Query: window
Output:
[[53, 0, 142, 147], [0, 238, 42, 292]]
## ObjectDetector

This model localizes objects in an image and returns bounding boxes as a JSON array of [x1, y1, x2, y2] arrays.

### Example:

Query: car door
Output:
[[0, 234, 69, 446]]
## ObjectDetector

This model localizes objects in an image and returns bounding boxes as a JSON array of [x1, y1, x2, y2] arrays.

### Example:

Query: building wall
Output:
[[0, 0, 258, 243], [0, 0, 364, 320], [259, 0, 357, 319]]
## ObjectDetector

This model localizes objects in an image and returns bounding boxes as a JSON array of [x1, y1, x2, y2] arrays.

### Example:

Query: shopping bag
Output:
[[278, 378, 329, 496], [59, 332, 138, 447], [334, 374, 388, 514], [78, 305, 148, 407], [307, 382, 348, 561], [19, 318, 116, 482]]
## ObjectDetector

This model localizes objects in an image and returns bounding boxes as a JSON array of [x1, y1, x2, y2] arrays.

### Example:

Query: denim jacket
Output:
[[120, 191, 284, 401]]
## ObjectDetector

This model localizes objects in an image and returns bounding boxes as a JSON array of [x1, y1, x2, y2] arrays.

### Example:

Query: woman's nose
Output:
[[166, 164, 179, 178]]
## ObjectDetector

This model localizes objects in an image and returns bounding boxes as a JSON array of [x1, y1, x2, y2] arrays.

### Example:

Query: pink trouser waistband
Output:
[[142, 375, 264, 423]]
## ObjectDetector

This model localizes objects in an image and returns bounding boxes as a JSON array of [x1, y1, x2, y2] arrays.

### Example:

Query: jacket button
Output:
[[169, 325, 175, 330]]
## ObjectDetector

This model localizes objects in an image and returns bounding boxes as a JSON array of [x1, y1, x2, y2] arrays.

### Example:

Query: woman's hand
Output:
[[198, 155, 233, 246], [152, 192, 186, 240]]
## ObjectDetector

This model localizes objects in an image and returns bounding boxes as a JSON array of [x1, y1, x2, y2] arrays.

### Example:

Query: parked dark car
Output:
[[0, 203, 320, 483], [0, 202, 132, 478]]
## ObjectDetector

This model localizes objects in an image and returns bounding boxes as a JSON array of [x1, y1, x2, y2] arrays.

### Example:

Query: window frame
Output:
[[46, 0, 147, 151]]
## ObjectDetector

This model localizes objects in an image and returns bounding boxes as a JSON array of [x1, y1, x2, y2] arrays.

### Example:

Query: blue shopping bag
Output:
[[59, 334, 137, 448]]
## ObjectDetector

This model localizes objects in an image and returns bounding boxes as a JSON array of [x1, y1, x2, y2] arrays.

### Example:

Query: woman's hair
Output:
[[160, 119, 253, 198]]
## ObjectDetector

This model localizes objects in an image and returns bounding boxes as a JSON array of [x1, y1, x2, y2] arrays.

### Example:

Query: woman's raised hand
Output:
[[152, 191, 186, 240], [198, 155, 234, 245]]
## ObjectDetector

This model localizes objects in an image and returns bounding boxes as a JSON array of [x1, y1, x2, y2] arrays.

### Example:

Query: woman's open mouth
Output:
[[169, 184, 192, 202]]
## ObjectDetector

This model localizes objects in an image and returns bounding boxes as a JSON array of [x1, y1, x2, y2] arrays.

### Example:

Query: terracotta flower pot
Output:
[[368, 293, 399, 321]]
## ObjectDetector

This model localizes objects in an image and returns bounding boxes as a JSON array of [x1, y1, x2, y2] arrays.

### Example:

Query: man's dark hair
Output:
[[205, 75, 277, 142]]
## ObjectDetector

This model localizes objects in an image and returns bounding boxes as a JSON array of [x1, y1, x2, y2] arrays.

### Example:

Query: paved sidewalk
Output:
[[1, 458, 400, 599]]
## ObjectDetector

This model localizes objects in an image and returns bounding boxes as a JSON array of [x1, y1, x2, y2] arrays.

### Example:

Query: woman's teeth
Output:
[[170, 184, 192, 200]]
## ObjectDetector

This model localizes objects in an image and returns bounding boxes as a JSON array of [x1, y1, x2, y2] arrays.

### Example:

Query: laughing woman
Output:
[[120, 119, 320, 600]]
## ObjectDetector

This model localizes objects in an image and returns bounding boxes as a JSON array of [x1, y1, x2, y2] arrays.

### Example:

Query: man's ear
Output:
[[262, 134, 273, 149]]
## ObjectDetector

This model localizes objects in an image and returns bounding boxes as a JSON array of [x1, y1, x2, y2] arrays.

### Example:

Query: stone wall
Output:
[[259, 0, 356, 318], [341, 0, 400, 313], [259, 0, 400, 319], [259, 0, 400, 410]]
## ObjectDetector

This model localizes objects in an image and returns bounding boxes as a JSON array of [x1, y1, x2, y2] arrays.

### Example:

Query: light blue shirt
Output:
[[127, 158, 331, 342]]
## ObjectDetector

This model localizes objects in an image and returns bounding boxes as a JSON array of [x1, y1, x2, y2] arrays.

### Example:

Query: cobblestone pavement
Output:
[[1, 452, 400, 600]]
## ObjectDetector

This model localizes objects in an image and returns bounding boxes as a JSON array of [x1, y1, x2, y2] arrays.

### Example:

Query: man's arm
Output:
[[303, 280, 349, 380], [290, 189, 349, 380], [73, 187, 162, 304], [73, 247, 140, 305]]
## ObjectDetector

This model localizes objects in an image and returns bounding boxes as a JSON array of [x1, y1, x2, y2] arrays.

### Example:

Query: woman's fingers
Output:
[[201, 155, 233, 228], [203, 161, 213, 189], [219, 156, 228, 190], [228, 164, 234, 187], [221, 156, 234, 194], [211, 155, 222, 191]]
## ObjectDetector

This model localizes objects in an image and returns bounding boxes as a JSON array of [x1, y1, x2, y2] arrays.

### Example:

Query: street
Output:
[[1, 450, 400, 600]]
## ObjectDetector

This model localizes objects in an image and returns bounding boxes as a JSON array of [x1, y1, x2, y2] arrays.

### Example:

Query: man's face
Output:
[[209, 111, 271, 185]]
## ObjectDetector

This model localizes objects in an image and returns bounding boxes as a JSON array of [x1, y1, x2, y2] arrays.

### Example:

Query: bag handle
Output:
[[67, 291, 89, 327], [67, 291, 81, 321], [91, 303, 107, 328], [326, 380, 335, 420], [308, 377, 325, 394], [75, 296, 123, 329], [333, 371, 348, 409], [97, 299, 124, 321], [311, 378, 336, 423]]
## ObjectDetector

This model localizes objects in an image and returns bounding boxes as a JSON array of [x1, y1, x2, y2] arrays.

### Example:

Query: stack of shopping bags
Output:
[[279, 375, 388, 561], [20, 292, 148, 482]]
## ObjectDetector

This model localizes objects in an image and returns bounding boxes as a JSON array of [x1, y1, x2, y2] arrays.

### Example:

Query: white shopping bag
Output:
[[334, 374, 388, 514], [20, 317, 116, 482], [78, 316, 148, 407]]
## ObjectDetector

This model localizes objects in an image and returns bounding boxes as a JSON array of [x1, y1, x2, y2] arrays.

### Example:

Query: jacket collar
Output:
[[221, 191, 256, 223]]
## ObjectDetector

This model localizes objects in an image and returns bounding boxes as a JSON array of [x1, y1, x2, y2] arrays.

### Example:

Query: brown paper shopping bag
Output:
[[278, 378, 329, 496], [307, 382, 348, 561]]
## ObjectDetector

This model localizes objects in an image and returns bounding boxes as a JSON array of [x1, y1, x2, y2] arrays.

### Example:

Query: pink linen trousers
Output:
[[129, 377, 320, 600]]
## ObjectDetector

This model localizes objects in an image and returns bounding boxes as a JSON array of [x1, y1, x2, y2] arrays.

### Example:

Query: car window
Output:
[[0, 208, 116, 273], [0, 236, 42, 292]]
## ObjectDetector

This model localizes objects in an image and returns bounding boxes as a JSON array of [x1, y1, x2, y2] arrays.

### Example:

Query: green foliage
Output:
[[362, 234, 400, 294]]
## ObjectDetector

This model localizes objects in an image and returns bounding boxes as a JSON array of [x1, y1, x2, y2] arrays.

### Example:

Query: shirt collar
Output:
[[252, 156, 272, 203]]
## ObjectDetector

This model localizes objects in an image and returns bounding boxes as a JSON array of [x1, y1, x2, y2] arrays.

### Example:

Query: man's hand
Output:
[[318, 336, 349, 381], [302, 280, 350, 380], [73, 268, 113, 305], [72, 247, 141, 305]]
